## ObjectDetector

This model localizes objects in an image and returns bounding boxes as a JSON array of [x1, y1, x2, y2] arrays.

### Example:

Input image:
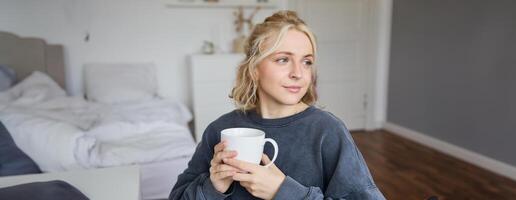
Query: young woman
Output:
[[170, 11, 385, 200]]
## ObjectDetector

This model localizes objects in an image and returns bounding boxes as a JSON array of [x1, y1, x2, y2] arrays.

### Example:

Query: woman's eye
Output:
[[303, 59, 313, 66], [275, 57, 289, 64]]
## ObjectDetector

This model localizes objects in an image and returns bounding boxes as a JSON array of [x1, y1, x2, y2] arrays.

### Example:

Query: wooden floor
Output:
[[352, 130, 516, 200]]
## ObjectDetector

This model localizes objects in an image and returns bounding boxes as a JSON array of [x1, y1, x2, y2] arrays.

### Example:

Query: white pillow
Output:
[[8, 71, 66, 106], [84, 63, 158, 104]]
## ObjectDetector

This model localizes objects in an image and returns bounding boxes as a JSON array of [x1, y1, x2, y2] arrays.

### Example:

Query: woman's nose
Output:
[[289, 62, 303, 79]]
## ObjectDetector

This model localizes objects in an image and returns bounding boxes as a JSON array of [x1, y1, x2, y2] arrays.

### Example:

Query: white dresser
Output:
[[189, 54, 244, 142]]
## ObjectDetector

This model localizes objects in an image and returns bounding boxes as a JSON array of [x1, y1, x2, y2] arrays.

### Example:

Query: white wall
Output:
[[0, 0, 282, 106]]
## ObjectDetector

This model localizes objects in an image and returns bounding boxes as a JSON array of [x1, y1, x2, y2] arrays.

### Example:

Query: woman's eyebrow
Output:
[[274, 51, 293, 56], [274, 52, 313, 57]]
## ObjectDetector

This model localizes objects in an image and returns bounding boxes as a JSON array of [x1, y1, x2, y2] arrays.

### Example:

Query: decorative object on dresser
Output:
[[201, 41, 215, 54], [232, 6, 261, 53]]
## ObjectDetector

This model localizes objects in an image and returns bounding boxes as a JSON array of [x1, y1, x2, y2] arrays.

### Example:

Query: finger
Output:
[[216, 171, 235, 179], [261, 154, 271, 164], [210, 164, 237, 174], [224, 158, 259, 173], [213, 141, 226, 153], [219, 150, 238, 159], [211, 150, 237, 166], [232, 172, 253, 182], [261, 154, 278, 169], [215, 164, 240, 173]]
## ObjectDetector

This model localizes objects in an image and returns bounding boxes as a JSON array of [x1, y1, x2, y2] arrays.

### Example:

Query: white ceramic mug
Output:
[[220, 128, 278, 168]]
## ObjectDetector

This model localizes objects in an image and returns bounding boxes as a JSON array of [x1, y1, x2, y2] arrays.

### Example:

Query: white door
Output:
[[292, 0, 369, 130]]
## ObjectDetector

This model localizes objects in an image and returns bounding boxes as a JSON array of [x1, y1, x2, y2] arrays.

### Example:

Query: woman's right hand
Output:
[[209, 141, 239, 193]]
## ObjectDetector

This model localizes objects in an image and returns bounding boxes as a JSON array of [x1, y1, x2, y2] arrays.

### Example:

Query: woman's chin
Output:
[[278, 97, 304, 105]]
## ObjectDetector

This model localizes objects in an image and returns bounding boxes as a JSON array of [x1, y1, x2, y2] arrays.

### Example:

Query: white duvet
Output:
[[0, 72, 196, 172]]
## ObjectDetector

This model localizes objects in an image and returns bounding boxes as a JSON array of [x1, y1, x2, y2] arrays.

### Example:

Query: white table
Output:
[[0, 166, 140, 200]]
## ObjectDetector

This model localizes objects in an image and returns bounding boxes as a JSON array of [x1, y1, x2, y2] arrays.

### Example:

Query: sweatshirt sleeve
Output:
[[169, 124, 234, 200], [273, 120, 385, 200]]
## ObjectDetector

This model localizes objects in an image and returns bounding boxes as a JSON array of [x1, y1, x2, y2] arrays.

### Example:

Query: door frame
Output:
[[285, 0, 392, 130]]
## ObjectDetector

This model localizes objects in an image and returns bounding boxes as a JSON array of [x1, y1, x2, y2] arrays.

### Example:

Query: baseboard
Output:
[[383, 122, 516, 182]]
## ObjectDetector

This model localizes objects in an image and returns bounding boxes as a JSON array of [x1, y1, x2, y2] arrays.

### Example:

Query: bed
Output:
[[0, 31, 196, 200]]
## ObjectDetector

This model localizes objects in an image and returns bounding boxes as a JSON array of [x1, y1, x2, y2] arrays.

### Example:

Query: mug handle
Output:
[[263, 138, 278, 168]]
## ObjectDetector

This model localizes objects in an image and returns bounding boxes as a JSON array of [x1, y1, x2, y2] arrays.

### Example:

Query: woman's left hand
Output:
[[224, 154, 286, 200]]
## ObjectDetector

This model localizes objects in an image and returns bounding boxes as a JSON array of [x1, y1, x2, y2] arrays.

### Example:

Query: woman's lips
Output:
[[284, 86, 301, 93]]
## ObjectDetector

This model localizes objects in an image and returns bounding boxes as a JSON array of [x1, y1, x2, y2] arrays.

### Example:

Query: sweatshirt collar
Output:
[[246, 105, 315, 127]]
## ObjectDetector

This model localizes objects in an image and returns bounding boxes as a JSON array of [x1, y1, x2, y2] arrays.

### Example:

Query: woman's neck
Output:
[[257, 102, 309, 119]]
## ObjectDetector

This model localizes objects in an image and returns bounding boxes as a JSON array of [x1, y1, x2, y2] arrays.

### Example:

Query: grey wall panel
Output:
[[388, 0, 516, 166]]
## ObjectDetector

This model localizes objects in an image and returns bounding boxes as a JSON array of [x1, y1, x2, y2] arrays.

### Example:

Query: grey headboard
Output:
[[0, 31, 65, 89]]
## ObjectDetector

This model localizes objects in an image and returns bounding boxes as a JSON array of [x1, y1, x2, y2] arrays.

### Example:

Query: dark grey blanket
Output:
[[0, 121, 41, 176]]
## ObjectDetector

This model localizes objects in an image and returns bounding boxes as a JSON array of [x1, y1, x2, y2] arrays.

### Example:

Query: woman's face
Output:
[[256, 29, 314, 107]]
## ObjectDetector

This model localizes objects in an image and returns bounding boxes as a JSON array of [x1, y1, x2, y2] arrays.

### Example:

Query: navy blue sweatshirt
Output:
[[169, 106, 385, 199]]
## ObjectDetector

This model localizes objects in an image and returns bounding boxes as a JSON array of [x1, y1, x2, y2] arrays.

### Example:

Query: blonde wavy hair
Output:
[[229, 10, 318, 112]]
